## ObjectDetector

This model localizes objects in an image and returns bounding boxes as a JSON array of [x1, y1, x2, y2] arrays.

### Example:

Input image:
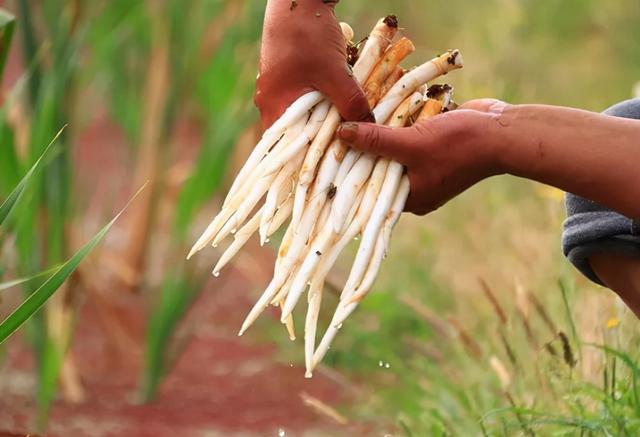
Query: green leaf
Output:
[[0, 8, 15, 81], [0, 126, 64, 228], [0, 264, 63, 292], [0, 184, 147, 344]]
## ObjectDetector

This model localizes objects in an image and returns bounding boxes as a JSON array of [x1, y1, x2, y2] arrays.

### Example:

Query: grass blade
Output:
[[0, 8, 15, 80], [0, 184, 146, 344], [0, 264, 63, 292], [0, 126, 65, 227]]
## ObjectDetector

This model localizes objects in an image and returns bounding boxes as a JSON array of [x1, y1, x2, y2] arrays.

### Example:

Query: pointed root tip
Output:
[[305, 371, 313, 379], [289, 334, 296, 341], [186, 246, 199, 260]]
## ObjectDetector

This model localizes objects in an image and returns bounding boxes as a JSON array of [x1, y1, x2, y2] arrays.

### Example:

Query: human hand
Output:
[[336, 99, 510, 215], [255, 0, 373, 129]]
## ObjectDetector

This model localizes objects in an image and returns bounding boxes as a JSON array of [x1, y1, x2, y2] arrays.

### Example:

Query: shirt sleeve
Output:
[[562, 195, 640, 285], [562, 98, 640, 285]]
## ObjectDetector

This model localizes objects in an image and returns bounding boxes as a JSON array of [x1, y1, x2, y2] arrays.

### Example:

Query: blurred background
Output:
[[0, 0, 639, 435]]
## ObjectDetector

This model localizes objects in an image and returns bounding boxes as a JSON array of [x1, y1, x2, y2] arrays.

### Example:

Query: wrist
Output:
[[486, 103, 529, 177], [462, 101, 514, 177]]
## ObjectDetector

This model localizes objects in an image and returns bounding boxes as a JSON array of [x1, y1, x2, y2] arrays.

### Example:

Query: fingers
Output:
[[254, 78, 315, 129], [320, 65, 375, 123], [336, 122, 417, 162]]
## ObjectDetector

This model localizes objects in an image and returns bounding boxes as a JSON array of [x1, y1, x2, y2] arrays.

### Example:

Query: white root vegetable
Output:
[[310, 162, 388, 294], [187, 111, 309, 259], [213, 206, 264, 276], [373, 50, 462, 124], [259, 149, 304, 245], [330, 87, 425, 234], [188, 16, 467, 374], [281, 186, 364, 321], [340, 88, 425, 290], [382, 175, 410, 256], [334, 149, 362, 184], [266, 196, 293, 238], [226, 90, 323, 202], [293, 17, 399, 225], [212, 170, 278, 247], [262, 100, 332, 176], [330, 154, 377, 234], [312, 176, 407, 368], [304, 279, 323, 378], [317, 178, 410, 366]]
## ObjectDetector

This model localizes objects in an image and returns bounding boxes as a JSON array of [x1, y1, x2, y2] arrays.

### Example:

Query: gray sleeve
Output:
[[562, 98, 640, 285]]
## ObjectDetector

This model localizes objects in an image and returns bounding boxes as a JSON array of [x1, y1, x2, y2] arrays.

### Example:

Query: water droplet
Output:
[[378, 360, 383, 367], [265, 238, 270, 243], [337, 323, 343, 329], [213, 271, 220, 277], [354, 236, 360, 241], [307, 281, 311, 286], [278, 428, 286, 437], [385, 362, 391, 369]]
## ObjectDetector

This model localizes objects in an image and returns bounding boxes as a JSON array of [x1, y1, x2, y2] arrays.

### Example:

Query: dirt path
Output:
[[0, 271, 353, 436]]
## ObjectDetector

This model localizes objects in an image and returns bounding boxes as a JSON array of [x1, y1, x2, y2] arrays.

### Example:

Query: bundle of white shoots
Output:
[[188, 16, 463, 377]]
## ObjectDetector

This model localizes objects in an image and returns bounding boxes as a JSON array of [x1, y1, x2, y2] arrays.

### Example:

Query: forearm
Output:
[[591, 253, 640, 317], [495, 104, 640, 219]]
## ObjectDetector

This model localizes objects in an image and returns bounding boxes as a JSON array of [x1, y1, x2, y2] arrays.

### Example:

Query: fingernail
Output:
[[337, 122, 358, 142], [359, 111, 376, 123]]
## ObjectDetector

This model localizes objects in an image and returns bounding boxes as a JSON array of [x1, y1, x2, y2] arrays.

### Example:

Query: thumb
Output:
[[336, 122, 416, 162], [321, 66, 375, 123]]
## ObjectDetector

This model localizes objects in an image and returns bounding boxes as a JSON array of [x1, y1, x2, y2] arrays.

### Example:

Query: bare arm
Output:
[[336, 99, 640, 218], [336, 99, 640, 316], [496, 104, 640, 220], [591, 254, 640, 317]]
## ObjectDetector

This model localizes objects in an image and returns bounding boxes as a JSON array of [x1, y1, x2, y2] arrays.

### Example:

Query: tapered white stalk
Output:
[[188, 117, 306, 259], [373, 50, 462, 124], [338, 90, 425, 298], [260, 150, 304, 245], [311, 235, 385, 368], [212, 206, 264, 276], [262, 101, 331, 176], [331, 154, 376, 233], [212, 170, 278, 246], [338, 158, 397, 299], [310, 163, 387, 290], [304, 279, 323, 378], [334, 149, 362, 184], [280, 300, 296, 341], [382, 175, 410, 256], [330, 179, 410, 337], [266, 196, 293, 238], [281, 190, 363, 321], [226, 91, 324, 201], [271, 267, 297, 306]]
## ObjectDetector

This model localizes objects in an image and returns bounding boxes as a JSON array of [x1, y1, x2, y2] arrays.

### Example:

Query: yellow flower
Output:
[[606, 318, 621, 329]]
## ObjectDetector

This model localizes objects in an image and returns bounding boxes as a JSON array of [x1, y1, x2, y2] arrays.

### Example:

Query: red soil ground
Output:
[[0, 272, 351, 436]]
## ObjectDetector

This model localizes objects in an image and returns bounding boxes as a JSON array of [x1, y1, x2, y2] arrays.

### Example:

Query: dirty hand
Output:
[[255, 0, 373, 129], [336, 99, 509, 215]]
